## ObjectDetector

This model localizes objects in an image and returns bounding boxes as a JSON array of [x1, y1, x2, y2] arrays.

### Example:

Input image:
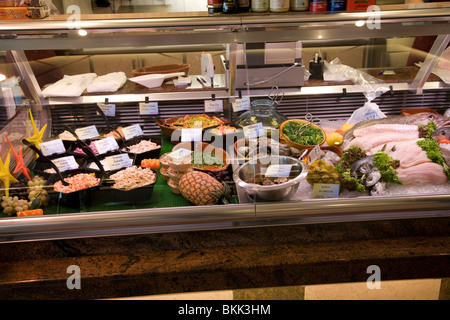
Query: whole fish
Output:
[[431, 126, 450, 142], [343, 112, 450, 145], [350, 155, 374, 179]]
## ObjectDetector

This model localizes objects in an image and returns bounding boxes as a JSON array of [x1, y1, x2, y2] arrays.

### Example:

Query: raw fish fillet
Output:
[[369, 139, 431, 168], [396, 162, 448, 185], [344, 131, 419, 151], [353, 124, 419, 138]]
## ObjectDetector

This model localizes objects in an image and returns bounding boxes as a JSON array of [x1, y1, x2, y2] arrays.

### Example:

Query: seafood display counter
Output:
[[0, 6, 449, 299]]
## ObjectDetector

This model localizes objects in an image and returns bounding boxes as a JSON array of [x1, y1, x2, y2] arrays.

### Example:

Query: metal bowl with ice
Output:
[[233, 156, 308, 201]]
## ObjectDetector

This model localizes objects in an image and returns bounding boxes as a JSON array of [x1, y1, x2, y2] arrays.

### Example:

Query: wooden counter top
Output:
[[0, 216, 448, 300]]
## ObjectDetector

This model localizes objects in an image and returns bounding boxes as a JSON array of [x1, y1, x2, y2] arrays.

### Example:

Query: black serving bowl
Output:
[[121, 135, 162, 165], [87, 167, 157, 205]]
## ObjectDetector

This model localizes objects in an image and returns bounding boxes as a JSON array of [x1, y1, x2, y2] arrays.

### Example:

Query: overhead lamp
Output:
[[78, 29, 88, 36]]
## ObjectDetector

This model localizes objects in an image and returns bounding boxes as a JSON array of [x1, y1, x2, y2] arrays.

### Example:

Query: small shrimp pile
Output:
[[54, 173, 101, 193], [110, 166, 156, 191]]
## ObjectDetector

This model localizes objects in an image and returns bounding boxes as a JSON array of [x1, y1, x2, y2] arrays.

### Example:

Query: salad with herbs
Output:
[[192, 150, 225, 170], [282, 121, 324, 145]]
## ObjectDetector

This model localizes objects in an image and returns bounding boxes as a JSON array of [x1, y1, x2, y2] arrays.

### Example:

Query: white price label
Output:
[[232, 96, 250, 112], [204, 99, 223, 113], [307, 145, 322, 165], [169, 148, 192, 161], [122, 124, 144, 141], [243, 123, 265, 139], [51, 156, 79, 172], [105, 153, 133, 171], [139, 102, 159, 115], [93, 136, 119, 155], [75, 125, 99, 140], [312, 183, 340, 199], [264, 164, 293, 178], [97, 103, 116, 117], [39, 139, 66, 157], [181, 128, 202, 142]]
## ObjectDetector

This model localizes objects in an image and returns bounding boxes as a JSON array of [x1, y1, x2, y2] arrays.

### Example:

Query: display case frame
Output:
[[0, 7, 449, 243]]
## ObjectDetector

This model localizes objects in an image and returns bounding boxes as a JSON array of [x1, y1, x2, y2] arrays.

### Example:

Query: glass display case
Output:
[[0, 5, 449, 243]]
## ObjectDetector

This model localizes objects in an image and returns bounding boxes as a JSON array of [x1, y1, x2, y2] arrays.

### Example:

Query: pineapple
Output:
[[178, 170, 231, 206]]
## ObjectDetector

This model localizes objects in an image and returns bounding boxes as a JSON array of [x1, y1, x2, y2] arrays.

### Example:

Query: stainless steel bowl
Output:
[[233, 156, 308, 201]]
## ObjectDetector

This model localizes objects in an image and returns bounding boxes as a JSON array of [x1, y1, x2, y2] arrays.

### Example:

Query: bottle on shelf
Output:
[[223, 0, 238, 13], [328, 0, 346, 11], [237, 0, 251, 12], [309, 0, 327, 12], [270, 0, 289, 12], [290, 0, 309, 11], [252, 0, 269, 12], [207, 0, 223, 14]]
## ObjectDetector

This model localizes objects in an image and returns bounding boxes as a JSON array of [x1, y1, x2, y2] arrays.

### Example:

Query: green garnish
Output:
[[340, 169, 366, 193], [418, 121, 437, 139], [373, 151, 402, 185], [417, 138, 450, 178], [282, 121, 324, 145], [336, 146, 367, 173]]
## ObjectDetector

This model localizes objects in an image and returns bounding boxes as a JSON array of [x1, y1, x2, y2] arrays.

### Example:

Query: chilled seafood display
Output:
[[3, 107, 450, 218], [342, 112, 450, 149]]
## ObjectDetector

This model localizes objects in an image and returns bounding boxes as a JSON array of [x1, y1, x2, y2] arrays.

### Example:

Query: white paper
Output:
[[42, 73, 97, 97], [97, 103, 116, 117], [205, 99, 223, 113], [52, 156, 79, 172], [265, 164, 292, 178], [313, 183, 340, 199], [105, 154, 132, 171], [75, 125, 99, 140], [232, 96, 251, 112], [139, 102, 159, 115], [39, 139, 66, 157], [169, 148, 192, 160], [93, 136, 119, 155], [122, 124, 144, 141], [243, 123, 265, 139]]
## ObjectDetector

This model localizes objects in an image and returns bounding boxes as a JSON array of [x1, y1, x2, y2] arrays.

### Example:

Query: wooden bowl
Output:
[[155, 115, 231, 142], [173, 141, 230, 172], [279, 119, 326, 150], [132, 64, 190, 77]]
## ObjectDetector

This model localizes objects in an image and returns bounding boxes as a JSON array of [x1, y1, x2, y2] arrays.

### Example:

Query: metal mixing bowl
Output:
[[233, 156, 308, 201]]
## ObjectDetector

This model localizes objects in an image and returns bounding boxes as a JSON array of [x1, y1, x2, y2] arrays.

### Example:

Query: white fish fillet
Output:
[[353, 124, 419, 138], [345, 131, 419, 151], [369, 139, 431, 169], [396, 162, 448, 185]]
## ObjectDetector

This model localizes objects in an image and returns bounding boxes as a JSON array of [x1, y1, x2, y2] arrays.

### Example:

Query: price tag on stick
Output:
[[232, 96, 250, 112], [39, 139, 66, 156], [97, 103, 116, 117], [75, 125, 99, 140], [243, 123, 265, 139], [93, 136, 119, 155], [139, 102, 159, 115], [205, 99, 223, 113], [51, 156, 79, 172], [122, 124, 144, 141], [105, 154, 133, 171]]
